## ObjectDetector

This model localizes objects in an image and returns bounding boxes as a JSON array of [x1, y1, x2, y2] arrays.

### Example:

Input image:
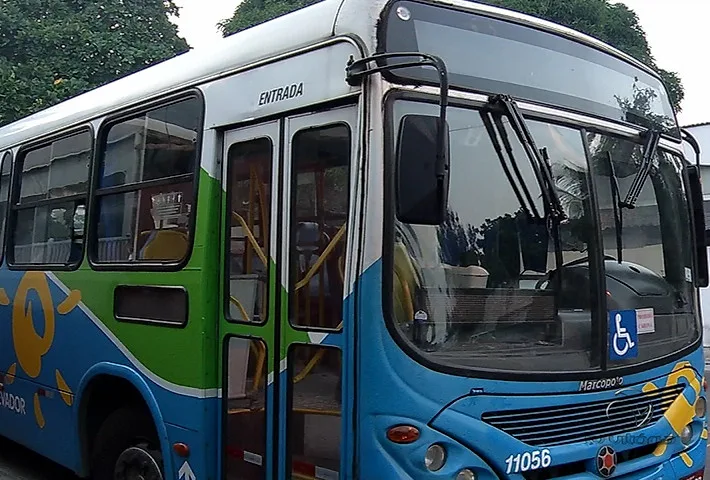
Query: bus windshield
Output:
[[389, 99, 699, 374], [381, 0, 678, 138]]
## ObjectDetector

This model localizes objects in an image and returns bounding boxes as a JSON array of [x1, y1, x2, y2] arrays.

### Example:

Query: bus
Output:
[[0, 0, 706, 479], [682, 122, 710, 362]]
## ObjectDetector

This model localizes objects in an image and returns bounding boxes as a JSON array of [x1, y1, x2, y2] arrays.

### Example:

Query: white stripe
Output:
[[308, 332, 328, 344], [315, 466, 339, 480], [46, 273, 218, 399], [266, 357, 289, 386], [200, 129, 219, 180], [244, 451, 263, 466], [360, 79, 385, 277]]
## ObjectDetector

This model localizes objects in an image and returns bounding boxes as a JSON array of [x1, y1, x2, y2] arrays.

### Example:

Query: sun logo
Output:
[[1, 271, 81, 428]]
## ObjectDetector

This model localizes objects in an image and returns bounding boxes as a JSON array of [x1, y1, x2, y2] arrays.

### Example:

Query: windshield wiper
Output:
[[620, 129, 661, 209], [605, 151, 623, 263], [482, 95, 567, 223], [480, 109, 541, 220]]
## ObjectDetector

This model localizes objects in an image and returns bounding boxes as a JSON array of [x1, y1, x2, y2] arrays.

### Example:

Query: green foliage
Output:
[[0, 0, 189, 127], [481, 0, 684, 112], [219, 0, 321, 36]]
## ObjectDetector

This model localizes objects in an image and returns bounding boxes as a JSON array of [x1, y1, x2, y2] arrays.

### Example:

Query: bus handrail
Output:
[[229, 295, 251, 321], [295, 224, 346, 291], [232, 211, 268, 265]]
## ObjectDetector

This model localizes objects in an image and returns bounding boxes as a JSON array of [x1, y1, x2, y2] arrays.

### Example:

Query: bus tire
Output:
[[90, 406, 164, 480]]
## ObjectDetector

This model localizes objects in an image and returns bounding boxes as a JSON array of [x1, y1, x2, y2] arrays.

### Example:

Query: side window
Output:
[[288, 124, 351, 330], [11, 131, 92, 266], [92, 97, 201, 265], [226, 138, 273, 323], [0, 152, 11, 262]]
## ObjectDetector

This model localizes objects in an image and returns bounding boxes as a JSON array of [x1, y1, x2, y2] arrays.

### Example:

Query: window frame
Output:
[[87, 90, 205, 272], [114, 284, 189, 328], [224, 135, 275, 326], [382, 89, 702, 381], [7, 126, 94, 271], [287, 121, 353, 333], [0, 151, 13, 267]]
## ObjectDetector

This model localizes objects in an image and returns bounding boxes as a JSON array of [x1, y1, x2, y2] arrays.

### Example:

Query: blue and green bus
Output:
[[0, 0, 706, 479]]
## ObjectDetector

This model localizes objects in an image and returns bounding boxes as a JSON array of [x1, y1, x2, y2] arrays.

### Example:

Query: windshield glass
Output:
[[382, 0, 678, 138], [389, 99, 698, 374], [391, 99, 600, 373], [588, 134, 699, 367]]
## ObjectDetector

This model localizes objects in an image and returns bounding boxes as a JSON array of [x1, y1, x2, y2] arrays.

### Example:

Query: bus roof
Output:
[[0, 0, 662, 151]]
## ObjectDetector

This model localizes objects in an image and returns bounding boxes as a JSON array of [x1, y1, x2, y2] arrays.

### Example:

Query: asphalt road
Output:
[[0, 437, 76, 480], [0, 432, 708, 479]]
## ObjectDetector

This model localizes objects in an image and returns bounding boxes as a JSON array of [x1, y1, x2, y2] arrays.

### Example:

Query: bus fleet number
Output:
[[505, 449, 551, 474]]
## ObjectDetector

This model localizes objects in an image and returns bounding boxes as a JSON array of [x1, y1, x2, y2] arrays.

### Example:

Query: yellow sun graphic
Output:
[[1, 272, 81, 428]]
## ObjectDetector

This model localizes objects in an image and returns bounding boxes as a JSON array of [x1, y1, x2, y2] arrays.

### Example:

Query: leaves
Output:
[[219, 0, 321, 36], [0, 0, 189, 127]]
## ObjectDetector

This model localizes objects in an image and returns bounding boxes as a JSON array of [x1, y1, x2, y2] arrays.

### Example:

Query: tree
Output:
[[220, 0, 683, 112], [481, 0, 684, 112], [219, 0, 320, 36], [0, 0, 189, 127]]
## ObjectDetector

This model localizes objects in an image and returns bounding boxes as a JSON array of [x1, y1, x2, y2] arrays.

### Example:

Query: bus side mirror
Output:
[[687, 165, 708, 287], [396, 114, 450, 225]]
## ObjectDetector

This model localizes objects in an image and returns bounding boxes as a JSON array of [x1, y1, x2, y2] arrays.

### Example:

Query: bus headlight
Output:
[[680, 424, 693, 445], [695, 397, 706, 418], [457, 469, 477, 480], [425, 444, 446, 471]]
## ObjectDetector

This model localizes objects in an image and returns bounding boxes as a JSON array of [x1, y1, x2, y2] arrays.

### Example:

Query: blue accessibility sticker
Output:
[[608, 310, 638, 360]]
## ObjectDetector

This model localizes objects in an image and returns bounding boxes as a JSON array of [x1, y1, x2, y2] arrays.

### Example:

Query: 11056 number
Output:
[[505, 449, 551, 474]]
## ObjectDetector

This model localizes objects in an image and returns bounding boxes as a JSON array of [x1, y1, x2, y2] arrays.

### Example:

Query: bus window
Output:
[[0, 152, 11, 263], [11, 130, 91, 266], [225, 336, 267, 479], [288, 124, 350, 330], [226, 138, 272, 323], [92, 97, 200, 264]]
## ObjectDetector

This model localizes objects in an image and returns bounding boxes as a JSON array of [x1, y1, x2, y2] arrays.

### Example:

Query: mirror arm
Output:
[[346, 52, 449, 177]]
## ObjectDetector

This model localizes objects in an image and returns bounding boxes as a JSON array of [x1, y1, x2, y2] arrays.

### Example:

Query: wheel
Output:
[[90, 406, 164, 480]]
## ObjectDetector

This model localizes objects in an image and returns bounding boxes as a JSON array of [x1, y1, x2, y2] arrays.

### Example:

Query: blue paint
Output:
[[0, 258, 705, 480], [354, 260, 706, 479], [0, 268, 215, 479]]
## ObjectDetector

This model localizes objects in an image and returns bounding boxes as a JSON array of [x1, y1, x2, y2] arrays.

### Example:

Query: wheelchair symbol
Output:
[[612, 313, 635, 357]]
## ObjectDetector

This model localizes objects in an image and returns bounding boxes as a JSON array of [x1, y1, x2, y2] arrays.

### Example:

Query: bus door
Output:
[[221, 105, 358, 480]]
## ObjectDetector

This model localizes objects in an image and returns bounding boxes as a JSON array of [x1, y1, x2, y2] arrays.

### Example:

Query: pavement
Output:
[[0, 418, 708, 479], [0, 436, 76, 480]]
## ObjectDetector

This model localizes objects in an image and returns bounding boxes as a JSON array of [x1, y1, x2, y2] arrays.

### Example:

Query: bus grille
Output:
[[481, 384, 683, 447]]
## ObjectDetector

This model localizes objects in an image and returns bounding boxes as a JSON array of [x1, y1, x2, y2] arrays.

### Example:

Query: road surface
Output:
[[0, 434, 709, 479], [0, 437, 76, 480]]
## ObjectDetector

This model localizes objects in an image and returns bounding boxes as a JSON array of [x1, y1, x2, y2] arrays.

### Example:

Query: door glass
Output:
[[288, 124, 351, 330], [288, 344, 342, 479], [225, 337, 268, 479], [226, 138, 273, 323]]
